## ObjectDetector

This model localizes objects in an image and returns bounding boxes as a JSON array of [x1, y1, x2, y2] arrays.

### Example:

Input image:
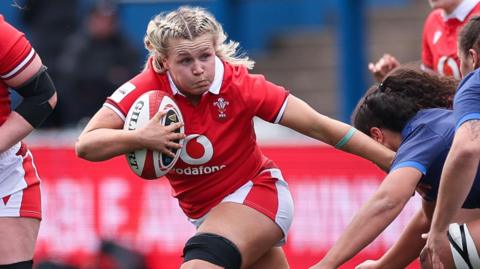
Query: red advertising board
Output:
[[30, 145, 421, 269]]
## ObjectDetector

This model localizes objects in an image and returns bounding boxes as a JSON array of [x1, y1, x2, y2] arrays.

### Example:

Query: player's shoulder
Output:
[[129, 67, 162, 89], [424, 9, 443, 27], [219, 61, 247, 91], [0, 15, 21, 39], [398, 122, 446, 159], [0, 16, 25, 56], [459, 68, 480, 90], [226, 61, 249, 80], [129, 60, 172, 93], [109, 66, 169, 104], [227, 61, 266, 87]]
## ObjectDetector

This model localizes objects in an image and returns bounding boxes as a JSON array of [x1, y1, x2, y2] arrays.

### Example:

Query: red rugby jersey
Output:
[[105, 57, 289, 218], [0, 15, 36, 125], [422, 0, 480, 79]]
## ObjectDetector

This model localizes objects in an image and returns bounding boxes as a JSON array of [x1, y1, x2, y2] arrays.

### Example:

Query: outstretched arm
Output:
[[280, 95, 394, 171], [356, 200, 434, 269], [309, 167, 421, 269]]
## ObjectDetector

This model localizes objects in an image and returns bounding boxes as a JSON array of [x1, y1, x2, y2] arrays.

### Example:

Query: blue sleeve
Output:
[[454, 70, 480, 129], [391, 125, 447, 175]]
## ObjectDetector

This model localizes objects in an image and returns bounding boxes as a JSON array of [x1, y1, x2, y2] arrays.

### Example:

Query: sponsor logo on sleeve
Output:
[[111, 82, 136, 103]]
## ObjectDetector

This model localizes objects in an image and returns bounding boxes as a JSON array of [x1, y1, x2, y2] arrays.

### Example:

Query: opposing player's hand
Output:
[[368, 54, 400, 82], [355, 260, 381, 269], [420, 232, 445, 269], [135, 110, 185, 157]]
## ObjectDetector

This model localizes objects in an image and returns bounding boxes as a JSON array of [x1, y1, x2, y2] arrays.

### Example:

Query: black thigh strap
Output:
[[0, 260, 33, 269], [183, 233, 242, 269]]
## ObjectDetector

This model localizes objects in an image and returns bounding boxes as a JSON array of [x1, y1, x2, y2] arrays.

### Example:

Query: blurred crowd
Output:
[[19, 0, 141, 128]]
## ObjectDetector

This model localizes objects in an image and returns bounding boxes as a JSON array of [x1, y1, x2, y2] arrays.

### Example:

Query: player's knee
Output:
[[0, 260, 33, 269], [182, 233, 242, 269]]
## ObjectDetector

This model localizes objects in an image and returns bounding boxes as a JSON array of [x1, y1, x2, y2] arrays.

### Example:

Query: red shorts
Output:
[[0, 142, 42, 219], [189, 168, 294, 245]]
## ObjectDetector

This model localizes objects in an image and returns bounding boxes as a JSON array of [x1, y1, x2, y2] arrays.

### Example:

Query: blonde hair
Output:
[[144, 6, 254, 72]]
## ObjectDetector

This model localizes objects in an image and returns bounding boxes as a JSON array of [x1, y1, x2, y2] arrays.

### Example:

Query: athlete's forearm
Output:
[[341, 130, 394, 171], [376, 209, 430, 268], [76, 128, 143, 161], [319, 191, 408, 268], [0, 112, 34, 153], [280, 95, 394, 171]]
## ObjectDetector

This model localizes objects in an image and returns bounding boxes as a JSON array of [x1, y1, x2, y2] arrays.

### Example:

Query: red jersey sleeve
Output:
[[0, 15, 34, 81], [234, 67, 289, 123], [104, 81, 140, 120], [104, 63, 170, 120], [421, 12, 435, 70]]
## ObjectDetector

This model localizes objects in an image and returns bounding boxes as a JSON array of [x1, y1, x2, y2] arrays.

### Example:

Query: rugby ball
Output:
[[123, 91, 184, 179]]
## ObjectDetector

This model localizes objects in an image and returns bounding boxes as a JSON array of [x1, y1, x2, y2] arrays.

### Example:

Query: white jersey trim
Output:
[[188, 172, 294, 246], [0, 190, 22, 217], [443, 0, 480, 21], [274, 97, 288, 124], [0, 48, 35, 79], [103, 103, 126, 122], [0, 142, 28, 199]]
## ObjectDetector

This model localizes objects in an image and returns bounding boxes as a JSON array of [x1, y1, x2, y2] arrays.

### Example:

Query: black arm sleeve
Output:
[[14, 66, 56, 128]]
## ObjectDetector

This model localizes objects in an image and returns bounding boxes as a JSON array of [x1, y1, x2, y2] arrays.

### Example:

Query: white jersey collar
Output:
[[443, 0, 480, 22]]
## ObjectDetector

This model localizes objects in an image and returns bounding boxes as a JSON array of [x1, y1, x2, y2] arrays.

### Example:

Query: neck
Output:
[[184, 93, 201, 105], [444, 0, 462, 15]]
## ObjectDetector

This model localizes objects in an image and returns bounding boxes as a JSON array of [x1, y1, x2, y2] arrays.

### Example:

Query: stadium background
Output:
[[0, 0, 429, 268]]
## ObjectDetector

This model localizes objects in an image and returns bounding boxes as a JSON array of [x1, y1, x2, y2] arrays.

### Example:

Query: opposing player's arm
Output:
[[310, 167, 421, 269], [76, 106, 184, 161], [0, 53, 57, 152], [359, 200, 433, 269], [279, 94, 394, 171]]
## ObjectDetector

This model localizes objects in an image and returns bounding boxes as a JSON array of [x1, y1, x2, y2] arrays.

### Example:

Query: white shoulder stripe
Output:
[[0, 48, 35, 79], [103, 103, 126, 121], [274, 97, 288, 124]]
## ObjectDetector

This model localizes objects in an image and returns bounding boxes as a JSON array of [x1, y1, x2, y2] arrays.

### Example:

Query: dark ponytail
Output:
[[352, 66, 457, 135]]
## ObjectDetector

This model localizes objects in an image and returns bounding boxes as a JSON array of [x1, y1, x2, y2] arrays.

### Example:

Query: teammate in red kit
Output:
[[0, 15, 57, 269], [369, 0, 480, 81], [76, 6, 393, 269]]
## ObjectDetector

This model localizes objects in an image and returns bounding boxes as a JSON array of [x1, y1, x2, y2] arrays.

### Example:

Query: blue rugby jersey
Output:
[[391, 108, 480, 208], [454, 68, 480, 129]]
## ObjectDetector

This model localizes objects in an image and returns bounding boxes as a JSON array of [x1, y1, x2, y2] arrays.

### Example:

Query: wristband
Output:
[[335, 127, 357, 149]]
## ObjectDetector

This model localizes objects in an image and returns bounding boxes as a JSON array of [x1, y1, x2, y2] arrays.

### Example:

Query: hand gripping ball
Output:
[[123, 91, 184, 179]]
